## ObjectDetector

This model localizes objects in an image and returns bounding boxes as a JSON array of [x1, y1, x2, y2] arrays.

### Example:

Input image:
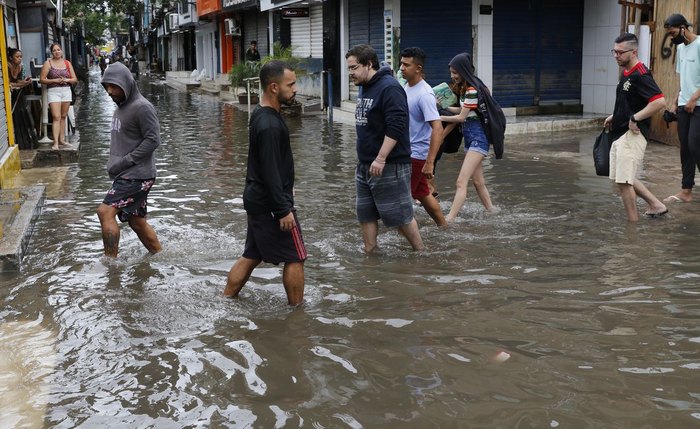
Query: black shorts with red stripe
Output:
[[242, 210, 307, 264]]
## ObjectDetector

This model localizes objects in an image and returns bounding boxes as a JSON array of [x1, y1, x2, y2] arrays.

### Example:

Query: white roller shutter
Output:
[[289, 5, 322, 59], [310, 5, 322, 58], [289, 13, 311, 58]]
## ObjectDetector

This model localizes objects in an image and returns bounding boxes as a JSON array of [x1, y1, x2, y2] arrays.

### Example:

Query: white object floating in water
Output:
[[493, 351, 511, 363]]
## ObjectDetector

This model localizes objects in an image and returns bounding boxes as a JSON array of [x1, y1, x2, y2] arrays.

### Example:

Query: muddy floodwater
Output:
[[2, 69, 700, 428]]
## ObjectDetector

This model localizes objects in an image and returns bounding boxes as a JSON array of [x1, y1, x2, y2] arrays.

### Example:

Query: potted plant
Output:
[[229, 61, 260, 104]]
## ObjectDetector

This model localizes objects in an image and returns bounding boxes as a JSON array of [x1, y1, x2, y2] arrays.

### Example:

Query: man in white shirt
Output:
[[399, 47, 446, 226]]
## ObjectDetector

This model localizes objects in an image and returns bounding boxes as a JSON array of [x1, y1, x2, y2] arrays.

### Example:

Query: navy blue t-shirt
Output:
[[354, 67, 411, 164]]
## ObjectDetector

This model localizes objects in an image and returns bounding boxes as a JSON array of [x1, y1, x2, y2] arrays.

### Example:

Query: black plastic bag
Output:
[[593, 128, 611, 176], [438, 108, 462, 154]]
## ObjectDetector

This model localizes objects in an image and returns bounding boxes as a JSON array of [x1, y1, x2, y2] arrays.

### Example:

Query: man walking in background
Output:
[[604, 33, 667, 222], [663, 13, 700, 204], [97, 61, 162, 257], [399, 47, 446, 227], [346, 44, 424, 252]]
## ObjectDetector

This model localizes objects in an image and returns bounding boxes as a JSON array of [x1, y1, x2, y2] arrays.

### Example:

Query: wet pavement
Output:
[[2, 69, 700, 428]]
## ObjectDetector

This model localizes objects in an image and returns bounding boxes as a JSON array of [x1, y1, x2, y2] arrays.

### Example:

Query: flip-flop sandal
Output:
[[663, 195, 688, 203], [644, 209, 669, 218]]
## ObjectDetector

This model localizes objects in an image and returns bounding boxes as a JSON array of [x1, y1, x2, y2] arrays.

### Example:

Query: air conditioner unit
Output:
[[168, 14, 179, 31], [224, 18, 241, 36]]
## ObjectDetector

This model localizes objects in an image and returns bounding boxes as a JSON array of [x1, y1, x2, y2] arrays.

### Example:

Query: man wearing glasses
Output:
[[345, 44, 424, 252], [662, 14, 700, 204], [603, 33, 668, 221]]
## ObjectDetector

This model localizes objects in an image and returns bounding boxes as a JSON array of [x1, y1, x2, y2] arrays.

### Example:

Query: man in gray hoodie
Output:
[[97, 61, 161, 257]]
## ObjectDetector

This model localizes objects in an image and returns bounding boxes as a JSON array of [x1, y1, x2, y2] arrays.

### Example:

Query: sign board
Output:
[[260, 0, 304, 12], [282, 8, 309, 18], [223, 0, 251, 6]]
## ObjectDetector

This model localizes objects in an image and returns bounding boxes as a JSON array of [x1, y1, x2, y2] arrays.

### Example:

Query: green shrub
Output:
[[228, 61, 260, 94]]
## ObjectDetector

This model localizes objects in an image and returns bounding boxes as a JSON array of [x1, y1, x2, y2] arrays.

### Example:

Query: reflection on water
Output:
[[2, 69, 700, 427]]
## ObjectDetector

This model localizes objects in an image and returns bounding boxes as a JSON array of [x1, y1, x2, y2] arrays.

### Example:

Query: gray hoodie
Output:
[[101, 62, 160, 180]]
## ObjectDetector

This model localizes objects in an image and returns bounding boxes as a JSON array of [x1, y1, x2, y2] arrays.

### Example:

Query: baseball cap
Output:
[[664, 13, 690, 28]]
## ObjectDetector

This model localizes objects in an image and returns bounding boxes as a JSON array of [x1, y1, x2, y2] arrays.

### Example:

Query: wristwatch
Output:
[[630, 114, 638, 123]]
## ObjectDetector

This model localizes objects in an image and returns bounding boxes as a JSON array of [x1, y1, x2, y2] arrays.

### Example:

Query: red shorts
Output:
[[410, 158, 430, 199]]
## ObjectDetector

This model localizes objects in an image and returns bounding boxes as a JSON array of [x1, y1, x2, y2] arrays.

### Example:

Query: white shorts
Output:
[[47, 86, 72, 104], [609, 130, 647, 184]]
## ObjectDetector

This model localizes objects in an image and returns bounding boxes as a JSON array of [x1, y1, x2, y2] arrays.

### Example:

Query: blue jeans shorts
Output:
[[355, 162, 414, 228], [462, 119, 490, 156]]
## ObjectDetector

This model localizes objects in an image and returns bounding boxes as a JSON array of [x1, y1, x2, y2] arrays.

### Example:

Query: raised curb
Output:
[[0, 185, 44, 271]]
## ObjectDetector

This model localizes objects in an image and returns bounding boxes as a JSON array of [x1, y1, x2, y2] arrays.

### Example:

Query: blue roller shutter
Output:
[[400, 0, 472, 87], [493, 0, 583, 107], [348, 0, 384, 59]]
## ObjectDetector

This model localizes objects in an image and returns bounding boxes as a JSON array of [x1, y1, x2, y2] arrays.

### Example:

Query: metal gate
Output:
[[348, 0, 384, 100], [493, 0, 583, 107]]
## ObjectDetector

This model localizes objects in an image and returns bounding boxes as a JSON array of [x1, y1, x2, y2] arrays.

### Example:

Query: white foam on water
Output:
[[325, 293, 353, 303], [554, 289, 585, 295], [333, 413, 364, 429], [692, 413, 700, 420], [315, 317, 413, 328], [310, 346, 358, 374], [431, 274, 510, 285], [447, 353, 471, 363], [199, 340, 267, 395], [681, 363, 700, 369], [270, 405, 293, 429], [618, 367, 674, 374], [599, 285, 654, 296], [251, 267, 282, 280], [676, 273, 700, 279]]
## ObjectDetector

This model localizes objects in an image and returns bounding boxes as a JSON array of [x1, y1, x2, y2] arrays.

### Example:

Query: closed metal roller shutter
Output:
[[493, 0, 583, 107], [400, 0, 472, 88], [348, 0, 384, 100], [289, 5, 322, 58], [244, 11, 269, 58]]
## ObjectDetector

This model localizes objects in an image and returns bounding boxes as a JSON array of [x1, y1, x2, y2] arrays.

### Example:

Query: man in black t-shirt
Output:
[[245, 40, 261, 63], [603, 33, 668, 222], [224, 60, 307, 306]]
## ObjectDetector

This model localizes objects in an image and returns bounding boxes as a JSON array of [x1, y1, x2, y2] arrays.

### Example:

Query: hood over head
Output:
[[448, 53, 487, 93], [101, 61, 139, 105], [448, 52, 507, 160]]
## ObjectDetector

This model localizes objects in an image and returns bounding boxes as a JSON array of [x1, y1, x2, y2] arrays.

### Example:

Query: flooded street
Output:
[[2, 69, 700, 428]]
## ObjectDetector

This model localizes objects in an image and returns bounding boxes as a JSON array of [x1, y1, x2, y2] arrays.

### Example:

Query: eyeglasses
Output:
[[611, 49, 634, 57], [347, 63, 363, 71]]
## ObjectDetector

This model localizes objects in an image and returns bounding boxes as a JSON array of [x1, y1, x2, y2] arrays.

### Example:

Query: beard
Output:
[[281, 94, 296, 106]]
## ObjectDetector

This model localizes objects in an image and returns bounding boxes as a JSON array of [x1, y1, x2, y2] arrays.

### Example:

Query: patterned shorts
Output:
[[103, 178, 155, 223]]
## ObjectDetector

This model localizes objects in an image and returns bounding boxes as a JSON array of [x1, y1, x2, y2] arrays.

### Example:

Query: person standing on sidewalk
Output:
[[39, 43, 76, 150], [662, 14, 700, 204], [604, 33, 668, 222], [245, 40, 261, 63], [97, 61, 162, 257], [346, 44, 424, 252], [224, 61, 307, 306], [399, 47, 446, 227]]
